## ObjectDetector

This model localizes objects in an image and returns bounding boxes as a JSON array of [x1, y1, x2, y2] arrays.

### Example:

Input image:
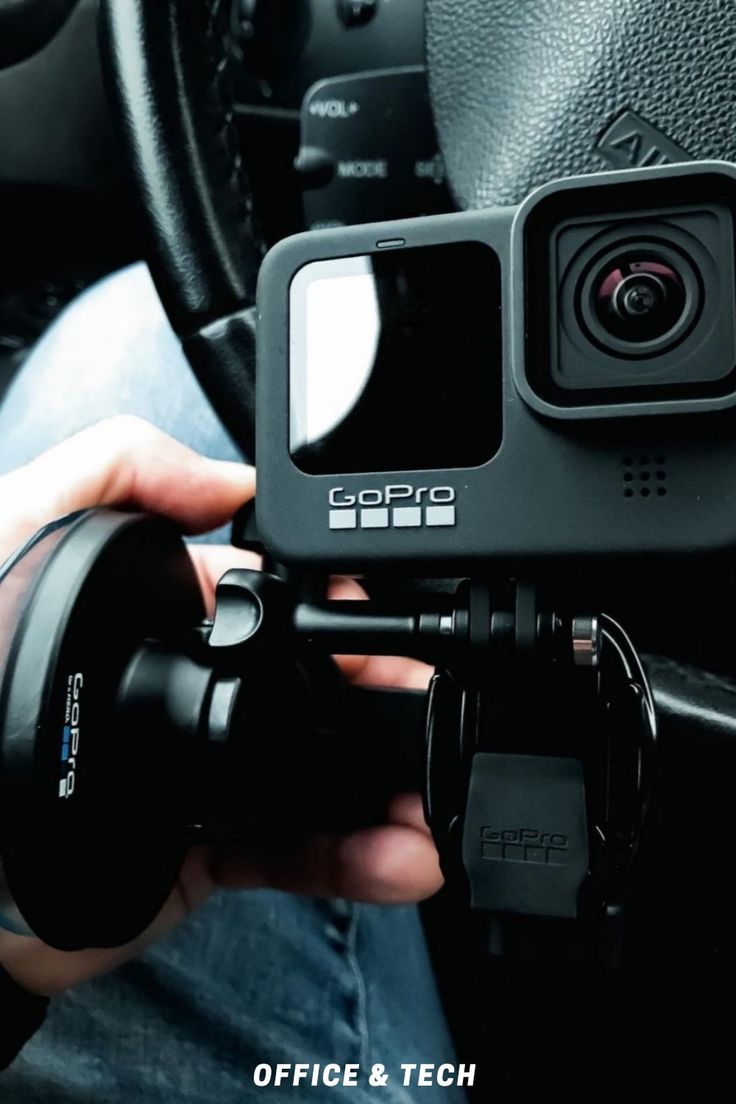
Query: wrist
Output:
[[0, 931, 55, 998], [0, 955, 50, 1069]]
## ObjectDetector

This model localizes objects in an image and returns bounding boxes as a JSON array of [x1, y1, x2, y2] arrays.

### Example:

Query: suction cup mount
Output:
[[0, 510, 424, 949], [0, 510, 203, 949]]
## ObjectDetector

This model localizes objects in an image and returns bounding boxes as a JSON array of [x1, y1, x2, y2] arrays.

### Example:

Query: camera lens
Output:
[[594, 258, 685, 342], [578, 242, 701, 358]]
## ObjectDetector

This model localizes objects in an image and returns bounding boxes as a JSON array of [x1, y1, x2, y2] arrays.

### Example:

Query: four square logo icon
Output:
[[330, 504, 456, 530]]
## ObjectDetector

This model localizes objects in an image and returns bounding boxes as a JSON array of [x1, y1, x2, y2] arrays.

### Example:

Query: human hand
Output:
[[0, 417, 442, 996]]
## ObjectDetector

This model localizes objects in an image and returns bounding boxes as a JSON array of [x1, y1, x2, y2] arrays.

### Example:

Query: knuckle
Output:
[[97, 414, 159, 448]]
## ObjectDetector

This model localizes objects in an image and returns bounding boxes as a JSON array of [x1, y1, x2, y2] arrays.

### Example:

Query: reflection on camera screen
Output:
[[289, 242, 502, 475]]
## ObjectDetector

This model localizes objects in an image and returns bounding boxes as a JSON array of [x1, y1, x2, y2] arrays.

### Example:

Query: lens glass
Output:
[[593, 255, 687, 344]]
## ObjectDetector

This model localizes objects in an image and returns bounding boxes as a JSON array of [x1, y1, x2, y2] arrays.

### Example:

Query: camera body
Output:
[[256, 161, 736, 576]]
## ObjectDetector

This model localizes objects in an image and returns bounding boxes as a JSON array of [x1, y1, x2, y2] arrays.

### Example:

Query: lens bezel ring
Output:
[[577, 239, 702, 359]]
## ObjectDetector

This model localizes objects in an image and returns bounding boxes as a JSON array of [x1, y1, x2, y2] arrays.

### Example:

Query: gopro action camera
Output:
[[256, 161, 736, 575]]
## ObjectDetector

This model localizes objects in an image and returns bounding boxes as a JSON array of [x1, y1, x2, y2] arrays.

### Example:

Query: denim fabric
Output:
[[1, 893, 465, 1103], [0, 264, 242, 543], [0, 267, 466, 1102]]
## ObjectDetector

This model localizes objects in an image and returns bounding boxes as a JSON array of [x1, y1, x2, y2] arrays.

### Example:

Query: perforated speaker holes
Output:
[[622, 454, 667, 499]]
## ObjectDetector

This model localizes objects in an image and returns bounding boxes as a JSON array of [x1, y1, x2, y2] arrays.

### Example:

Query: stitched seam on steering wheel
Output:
[[199, 0, 262, 254]]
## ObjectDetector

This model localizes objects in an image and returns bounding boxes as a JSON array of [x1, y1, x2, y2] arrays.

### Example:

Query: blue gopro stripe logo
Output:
[[58, 672, 83, 799]]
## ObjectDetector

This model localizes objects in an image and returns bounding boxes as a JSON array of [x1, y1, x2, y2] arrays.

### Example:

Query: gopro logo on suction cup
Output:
[[328, 485, 457, 531], [58, 672, 84, 800]]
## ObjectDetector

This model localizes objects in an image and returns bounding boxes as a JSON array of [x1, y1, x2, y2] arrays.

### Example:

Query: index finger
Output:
[[0, 416, 254, 560]]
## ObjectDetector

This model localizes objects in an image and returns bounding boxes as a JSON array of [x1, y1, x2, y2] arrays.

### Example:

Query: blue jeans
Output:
[[0, 266, 465, 1103]]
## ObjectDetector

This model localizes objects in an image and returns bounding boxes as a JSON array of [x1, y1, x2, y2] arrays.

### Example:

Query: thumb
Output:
[[0, 416, 254, 556]]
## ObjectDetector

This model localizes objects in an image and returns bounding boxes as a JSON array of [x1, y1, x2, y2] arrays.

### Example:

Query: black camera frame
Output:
[[256, 160, 736, 576], [518, 166, 736, 414]]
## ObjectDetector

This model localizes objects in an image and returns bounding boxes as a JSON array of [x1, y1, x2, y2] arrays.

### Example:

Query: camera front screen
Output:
[[289, 241, 502, 475]]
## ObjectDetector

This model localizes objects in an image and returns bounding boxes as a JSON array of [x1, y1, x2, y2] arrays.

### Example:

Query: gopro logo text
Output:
[[328, 485, 456, 530]]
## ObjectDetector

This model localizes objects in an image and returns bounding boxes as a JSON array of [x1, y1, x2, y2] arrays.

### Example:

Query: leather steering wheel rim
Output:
[[100, 0, 262, 458]]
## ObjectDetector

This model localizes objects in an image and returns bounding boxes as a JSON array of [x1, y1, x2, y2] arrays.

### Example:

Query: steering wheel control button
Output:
[[294, 146, 336, 188], [298, 69, 451, 228], [338, 0, 379, 27]]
